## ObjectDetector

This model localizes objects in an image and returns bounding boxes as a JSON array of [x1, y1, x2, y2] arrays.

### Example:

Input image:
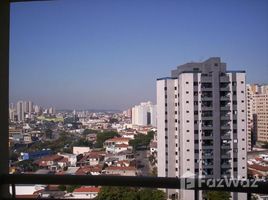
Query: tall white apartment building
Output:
[[16, 101, 25, 122], [157, 57, 247, 200], [131, 101, 156, 127]]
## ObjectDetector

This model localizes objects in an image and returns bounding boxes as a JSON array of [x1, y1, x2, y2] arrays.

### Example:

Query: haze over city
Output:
[[10, 0, 268, 110]]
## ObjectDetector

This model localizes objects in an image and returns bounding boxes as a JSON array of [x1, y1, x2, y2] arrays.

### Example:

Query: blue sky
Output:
[[10, 0, 268, 110]]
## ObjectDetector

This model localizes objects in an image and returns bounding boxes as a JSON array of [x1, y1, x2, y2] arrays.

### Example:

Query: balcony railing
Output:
[[1, 174, 268, 199]]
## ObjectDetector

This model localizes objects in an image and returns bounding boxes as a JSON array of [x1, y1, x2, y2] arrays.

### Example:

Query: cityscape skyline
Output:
[[10, 0, 268, 110]]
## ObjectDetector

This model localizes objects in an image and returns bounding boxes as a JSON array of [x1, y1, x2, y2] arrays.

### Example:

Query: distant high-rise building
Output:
[[131, 101, 156, 127], [48, 107, 55, 114], [157, 57, 247, 200], [247, 84, 268, 146], [16, 101, 25, 122], [34, 105, 40, 114]]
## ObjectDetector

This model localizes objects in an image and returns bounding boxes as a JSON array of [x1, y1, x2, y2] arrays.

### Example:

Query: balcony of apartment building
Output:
[[221, 150, 232, 159], [220, 110, 231, 120], [220, 91, 231, 100], [201, 82, 213, 91], [202, 168, 214, 177], [201, 91, 213, 101], [202, 149, 214, 159], [1, 1, 268, 199], [202, 130, 213, 139], [201, 120, 213, 130], [201, 110, 213, 120], [220, 82, 231, 91], [221, 168, 232, 177], [202, 139, 214, 149], [220, 73, 230, 82], [221, 140, 232, 150], [221, 159, 232, 169], [221, 130, 232, 140], [202, 159, 214, 168], [201, 101, 213, 110], [221, 120, 232, 130], [220, 100, 231, 110]]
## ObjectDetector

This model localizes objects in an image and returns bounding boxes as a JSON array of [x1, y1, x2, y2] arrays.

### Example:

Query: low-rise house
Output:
[[103, 166, 137, 176], [58, 153, 77, 167], [247, 155, 268, 180], [77, 151, 105, 167], [73, 146, 91, 155], [34, 155, 65, 171], [68, 186, 100, 199], [116, 160, 131, 167], [75, 165, 102, 175], [104, 137, 131, 154], [105, 150, 135, 162]]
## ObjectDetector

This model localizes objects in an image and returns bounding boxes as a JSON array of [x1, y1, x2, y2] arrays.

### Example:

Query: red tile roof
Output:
[[115, 144, 129, 148], [248, 163, 268, 171], [73, 186, 100, 193], [106, 137, 130, 142], [106, 166, 136, 171]]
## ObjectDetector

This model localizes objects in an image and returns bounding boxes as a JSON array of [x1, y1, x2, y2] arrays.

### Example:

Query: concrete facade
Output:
[[157, 57, 247, 200]]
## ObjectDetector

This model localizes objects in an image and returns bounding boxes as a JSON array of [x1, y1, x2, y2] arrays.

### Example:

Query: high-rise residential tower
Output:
[[157, 57, 247, 200], [16, 101, 25, 122]]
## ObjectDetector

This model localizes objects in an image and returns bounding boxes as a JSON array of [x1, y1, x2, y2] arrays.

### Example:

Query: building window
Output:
[[186, 91, 189, 94], [174, 87, 177, 90], [186, 101, 189, 103], [186, 110, 189, 113], [187, 140, 190, 142], [187, 149, 190, 152], [187, 130, 190, 132], [186, 82, 189, 84], [187, 159, 190, 161], [164, 87, 167, 90], [186, 120, 190, 123]]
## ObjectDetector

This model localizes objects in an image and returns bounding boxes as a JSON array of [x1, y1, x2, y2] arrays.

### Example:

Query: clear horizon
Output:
[[10, 0, 268, 110]]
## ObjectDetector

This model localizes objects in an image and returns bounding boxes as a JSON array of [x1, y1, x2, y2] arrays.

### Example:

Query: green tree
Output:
[[94, 131, 119, 148], [66, 185, 80, 193], [205, 191, 231, 200], [15, 160, 39, 172], [129, 131, 155, 151], [44, 129, 53, 139], [97, 187, 165, 200], [58, 185, 66, 191], [74, 138, 93, 147], [83, 129, 97, 135]]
